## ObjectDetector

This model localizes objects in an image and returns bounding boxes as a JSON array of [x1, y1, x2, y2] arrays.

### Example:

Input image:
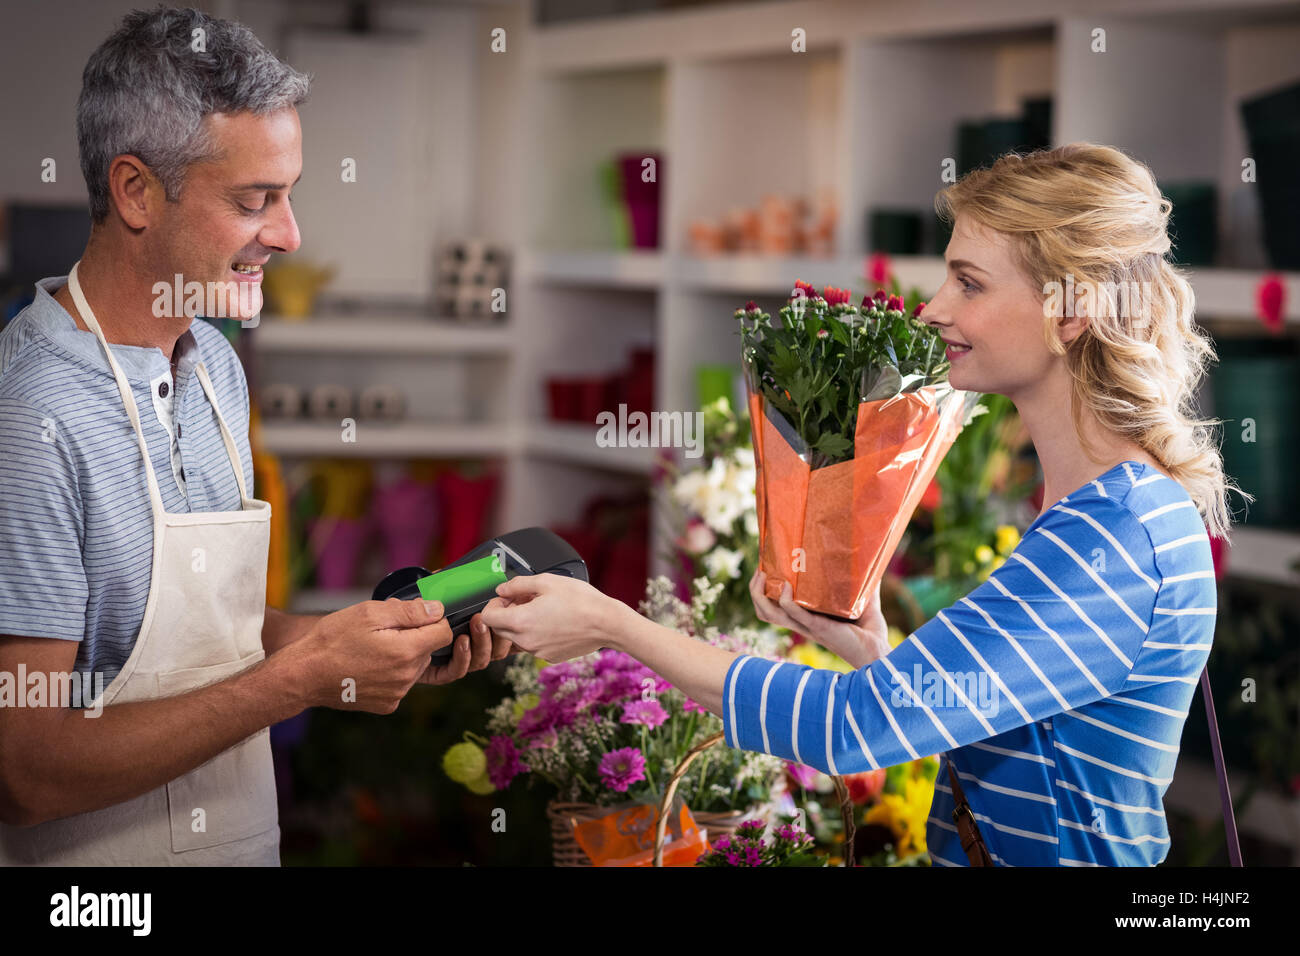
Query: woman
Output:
[[479, 144, 1246, 866]]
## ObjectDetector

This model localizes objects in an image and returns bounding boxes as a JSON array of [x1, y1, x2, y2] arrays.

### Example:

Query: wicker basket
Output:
[[545, 732, 857, 867]]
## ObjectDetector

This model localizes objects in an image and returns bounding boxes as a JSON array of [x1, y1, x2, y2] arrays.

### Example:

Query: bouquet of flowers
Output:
[[738, 281, 985, 620], [441, 575, 788, 815]]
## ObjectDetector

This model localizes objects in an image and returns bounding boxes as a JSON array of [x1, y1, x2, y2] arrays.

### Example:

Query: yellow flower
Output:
[[863, 772, 935, 857], [788, 642, 853, 673], [513, 693, 540, 721], [442, 742, 487, 784], [975, 545, 994, 565], [995, 524, 1020, 557]]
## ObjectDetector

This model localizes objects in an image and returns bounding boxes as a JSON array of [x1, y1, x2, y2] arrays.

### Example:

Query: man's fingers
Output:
[[373, 596, 445, 630]]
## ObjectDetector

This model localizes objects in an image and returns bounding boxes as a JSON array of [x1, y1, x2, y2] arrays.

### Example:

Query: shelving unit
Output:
[[505, 0, 1300, 588], [253, 0, 1300, 605]]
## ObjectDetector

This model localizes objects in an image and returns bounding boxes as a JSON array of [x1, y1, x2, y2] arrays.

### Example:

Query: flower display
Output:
[[441, 574, 788, 812]]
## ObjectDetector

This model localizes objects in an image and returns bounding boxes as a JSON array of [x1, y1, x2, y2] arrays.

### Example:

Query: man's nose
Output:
[[262, 199, 301, 254]]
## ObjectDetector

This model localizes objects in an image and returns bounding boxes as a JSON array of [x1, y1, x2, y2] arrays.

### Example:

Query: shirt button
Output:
[[158, 381, 169, 398]]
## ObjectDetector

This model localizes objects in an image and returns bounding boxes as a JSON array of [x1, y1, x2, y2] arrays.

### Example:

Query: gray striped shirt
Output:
[[0, 276, 253, 688]]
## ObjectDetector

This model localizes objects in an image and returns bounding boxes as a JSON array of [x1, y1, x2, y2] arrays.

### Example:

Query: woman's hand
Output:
[[478, 573, 628, 663], [749, 569, 892, 669]]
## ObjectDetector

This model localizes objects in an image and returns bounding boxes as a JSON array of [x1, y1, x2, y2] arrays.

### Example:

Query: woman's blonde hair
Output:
[[935, 142, 1250, 541]]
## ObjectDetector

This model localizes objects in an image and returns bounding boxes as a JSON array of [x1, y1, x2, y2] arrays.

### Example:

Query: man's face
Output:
[[145, 107, 302, 321]]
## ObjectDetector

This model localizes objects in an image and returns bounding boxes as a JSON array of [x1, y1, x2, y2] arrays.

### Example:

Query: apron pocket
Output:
[[159, 654, 280, 854]]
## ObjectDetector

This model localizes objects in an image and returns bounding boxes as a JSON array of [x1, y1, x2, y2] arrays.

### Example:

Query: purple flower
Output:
[[785, 762, 819, 790], [620, 699, 669, 729], [598, 747, 646, 793], [725, 852, 740, 866], [713, 834, 731, 850], [484, 735, 527, 789], [739, 819, 764, 832], [745, 847, 763, 866]]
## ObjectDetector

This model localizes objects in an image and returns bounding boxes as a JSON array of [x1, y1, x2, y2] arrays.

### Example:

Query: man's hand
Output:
[[415, 610, 516, 686], [283, 598, 452, 713]]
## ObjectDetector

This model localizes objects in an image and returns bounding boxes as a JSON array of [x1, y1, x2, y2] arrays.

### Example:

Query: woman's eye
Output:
[[959, 276, 980, 294]]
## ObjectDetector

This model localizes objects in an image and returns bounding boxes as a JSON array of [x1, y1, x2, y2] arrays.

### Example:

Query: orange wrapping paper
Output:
[[748, 381, 975, 621], [571, 802, 708, 866]]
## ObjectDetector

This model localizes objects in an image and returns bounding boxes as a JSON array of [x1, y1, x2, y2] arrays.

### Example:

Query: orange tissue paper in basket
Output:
[[571, 800, 709, 867]]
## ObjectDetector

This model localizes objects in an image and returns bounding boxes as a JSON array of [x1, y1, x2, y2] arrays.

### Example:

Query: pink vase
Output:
[[310, 516, 372, 590], [372, 477, 440, 570], [437, 468, 500, 565]]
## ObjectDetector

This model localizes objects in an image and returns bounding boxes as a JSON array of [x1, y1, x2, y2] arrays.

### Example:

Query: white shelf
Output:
[[253, 317, 514, 354], [1225, 525, 1300, 588], [523, 249, 664, 288], [1183, 268, 1300, 324], [257, 421, 513, 458], [525, 421, 664, 475]]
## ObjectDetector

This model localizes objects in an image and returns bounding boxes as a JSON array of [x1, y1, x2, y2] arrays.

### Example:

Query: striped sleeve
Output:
[[0, 397, 88, 641], [722, 495, 1159, 773]]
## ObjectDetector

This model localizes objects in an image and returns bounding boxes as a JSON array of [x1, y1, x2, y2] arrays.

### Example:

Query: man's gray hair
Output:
[[77, 6, 310, 224]]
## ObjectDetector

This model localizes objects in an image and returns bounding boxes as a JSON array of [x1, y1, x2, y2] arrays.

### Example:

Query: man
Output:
[[0, 7, 508, 865]]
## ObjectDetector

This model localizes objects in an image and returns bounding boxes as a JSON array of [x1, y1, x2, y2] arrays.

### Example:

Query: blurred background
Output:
[[0, 0, 1297, 865]]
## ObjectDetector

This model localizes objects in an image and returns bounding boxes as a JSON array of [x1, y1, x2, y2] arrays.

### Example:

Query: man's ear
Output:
[[105, 154, 166, 230]]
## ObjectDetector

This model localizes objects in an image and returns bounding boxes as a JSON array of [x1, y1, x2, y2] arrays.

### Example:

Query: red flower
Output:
[[1208, 528, 1227, 581], [886, 294, 904, 312], [817, 328, 830, 338], [919, 475, 942, 511], [873, 289, 888, 305], [744, 300, 759, 313], [844, 769, 887, 804], [867, 251, 892, 287], [792, 279, 815, 301], [1256, 274, 1286, 334], [913, 301, 926, 317]]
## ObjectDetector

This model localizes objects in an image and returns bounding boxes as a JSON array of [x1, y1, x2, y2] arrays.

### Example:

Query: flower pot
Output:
[[309, 515, 371, 590]]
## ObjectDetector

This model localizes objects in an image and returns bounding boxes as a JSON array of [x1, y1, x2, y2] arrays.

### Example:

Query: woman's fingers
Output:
[[776, 581, 823, 632], [750, 569, 801, 632]]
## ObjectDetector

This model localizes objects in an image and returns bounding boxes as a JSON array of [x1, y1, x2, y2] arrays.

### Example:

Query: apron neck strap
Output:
[[66, 261, 250, 510]]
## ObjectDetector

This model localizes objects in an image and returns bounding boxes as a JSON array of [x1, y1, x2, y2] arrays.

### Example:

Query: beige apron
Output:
[[0, 262, 280, 865]]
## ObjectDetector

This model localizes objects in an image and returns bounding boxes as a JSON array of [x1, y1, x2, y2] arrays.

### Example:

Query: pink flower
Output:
[[1257, 274, 1286, 334], [484, 735, 527, 789], [620, 699, 669, 728], [785, 762, 818, 790], [913, 301, 926, 317], [598, 747, 646, 793], [867, 251, 892, 286], [886, 294, 904, 312], [816, 328, 830, 338], [682, 697, 708, 714], [677, 518, 716, 555]]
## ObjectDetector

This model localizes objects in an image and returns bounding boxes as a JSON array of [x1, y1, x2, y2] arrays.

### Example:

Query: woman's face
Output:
[[923, 214, 1063, 401]]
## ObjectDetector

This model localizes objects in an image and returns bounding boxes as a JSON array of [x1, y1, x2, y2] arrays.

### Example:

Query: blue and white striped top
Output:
[[722, 460, 1217, 866], [0, 276, 253, 689]]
